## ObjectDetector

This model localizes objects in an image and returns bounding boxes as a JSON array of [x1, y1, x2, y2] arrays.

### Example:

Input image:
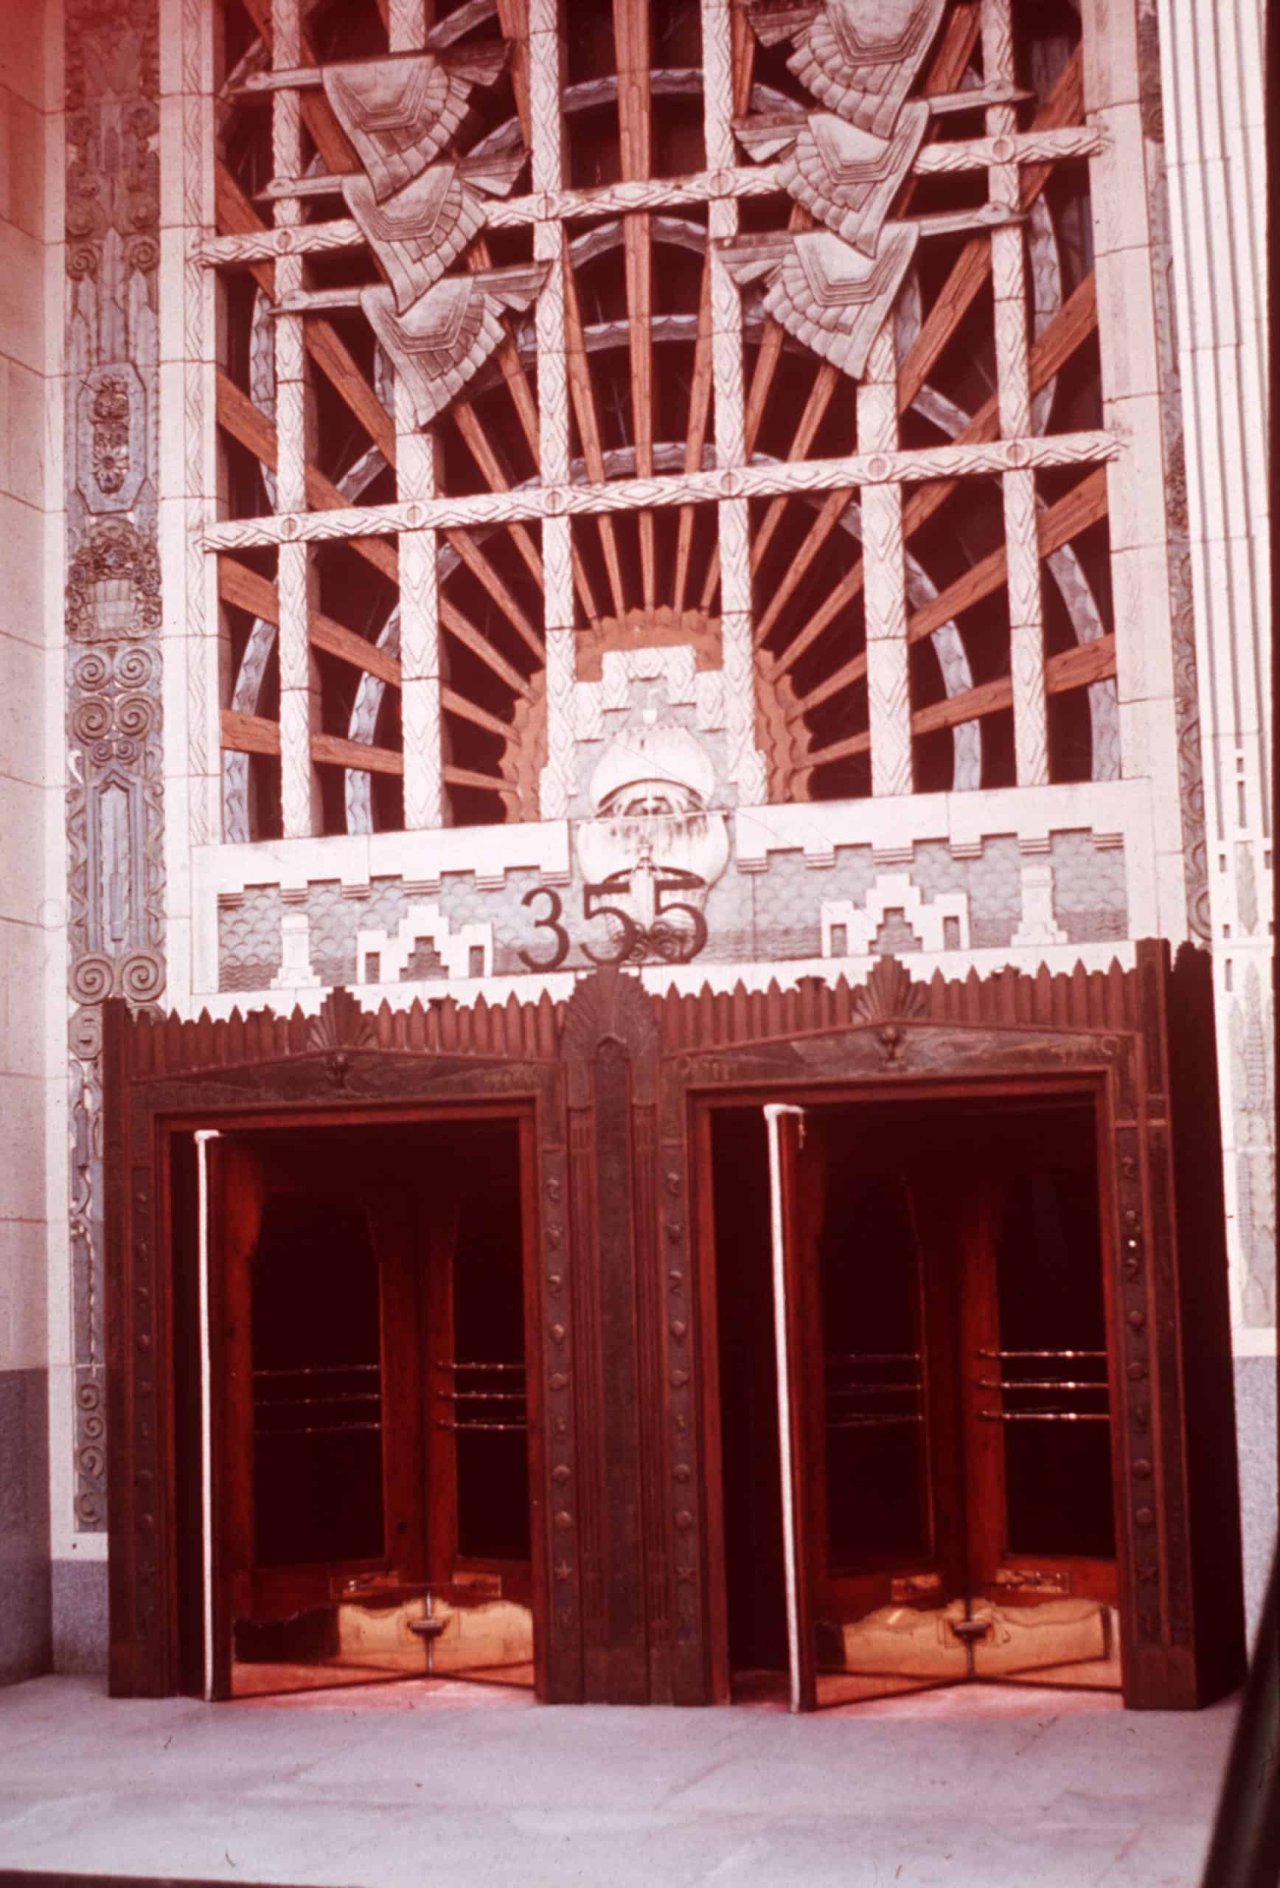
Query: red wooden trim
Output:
[[691, 1102, 731, 1705]]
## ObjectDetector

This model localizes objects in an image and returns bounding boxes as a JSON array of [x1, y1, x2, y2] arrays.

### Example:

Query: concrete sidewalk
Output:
[[0, 1676, 1234, 1887]]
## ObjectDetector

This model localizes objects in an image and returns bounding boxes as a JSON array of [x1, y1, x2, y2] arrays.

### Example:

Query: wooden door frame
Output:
[[103, 991, 582, 1703], [105, 944, 1245, 1711], [667, 943, 1244, 1712], [691, 1074, 1118, 1702]]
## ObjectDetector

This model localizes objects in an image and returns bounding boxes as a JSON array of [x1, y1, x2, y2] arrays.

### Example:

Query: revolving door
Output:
[[712, 1094, 1122, 1710]]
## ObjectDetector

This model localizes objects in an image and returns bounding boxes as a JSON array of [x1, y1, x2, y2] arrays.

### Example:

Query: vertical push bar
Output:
[[194, 1129, 221, 1701], [764, 1103, 807, 1712]]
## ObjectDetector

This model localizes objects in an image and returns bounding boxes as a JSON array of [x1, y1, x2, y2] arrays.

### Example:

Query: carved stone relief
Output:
[[77, 365, 147, 514], [361, 264, 548, 429], [1135, 0, 1209, 944], [726, 0, 1022, 386], [318, 38, 545, 431], [214, 827, 1132, 997], [321, 45, 508, 201], [1230, 964, 1276, 1329], [63, 0, 164, 1530]]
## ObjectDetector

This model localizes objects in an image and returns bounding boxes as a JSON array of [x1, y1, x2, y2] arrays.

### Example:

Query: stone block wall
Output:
[[0, 0, 60, 1685]]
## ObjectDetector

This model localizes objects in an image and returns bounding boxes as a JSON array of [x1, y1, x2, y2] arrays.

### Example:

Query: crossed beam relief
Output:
[[212, 0, 1116, 798]]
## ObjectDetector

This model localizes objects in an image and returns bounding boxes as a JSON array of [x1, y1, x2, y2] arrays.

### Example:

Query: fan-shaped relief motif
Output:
[[362, 266, 548, 428], [747, 0, 949, 138], [321, 44, 509, 199], [724, 225, 921, 382], [766, 105, 930, 256], [214, 0, 1115, 839], [343, 151, 525, 309]]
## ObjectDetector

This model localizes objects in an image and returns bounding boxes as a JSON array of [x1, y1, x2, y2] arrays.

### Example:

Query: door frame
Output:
[[103, 991, 582, 1702], [197, 1106, 541, 1701], [104, 945, 1245, 1710], [664, 944, 1244, 1711], [693, 1075, 1121, 1707]]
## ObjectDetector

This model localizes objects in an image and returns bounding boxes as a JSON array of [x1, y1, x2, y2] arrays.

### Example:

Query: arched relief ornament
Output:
[[852, 954, 928, 1066], [561, 967, 661, 1109]]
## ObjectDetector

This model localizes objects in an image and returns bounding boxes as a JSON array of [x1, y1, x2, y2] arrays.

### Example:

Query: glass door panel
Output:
[[755, 1096, 1122, 1712], [212, 1120, 537, 1700], [966, 1139, 1120, 1687], [809, 1137, 965, 1701]]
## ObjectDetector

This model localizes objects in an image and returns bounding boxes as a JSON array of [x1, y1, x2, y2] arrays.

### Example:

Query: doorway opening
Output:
[[179, 1113, 538, 1701], [709, 1091, 1121, 1711]]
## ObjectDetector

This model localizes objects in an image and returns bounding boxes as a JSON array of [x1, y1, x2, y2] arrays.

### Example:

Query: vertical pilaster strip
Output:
[[531, 0, 575, 817], [64, 0, 167, 1533], [703, 0, 764, 805], [1083, 0, 1185, 938], [397, 397, 444, 830], [176, 0, 220, 857], [858, 326, 912, 798], [386, 0, 444, 829], [1155, 0, 1273, 1341], [984, 0, 1047, 786], [271, 0, 317, 838]]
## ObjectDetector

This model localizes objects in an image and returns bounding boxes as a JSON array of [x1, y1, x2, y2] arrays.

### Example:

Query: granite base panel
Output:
[[0, 1368, 51, 1685], [51, 1556, 109, 1678], [1233, 1352, 1278, 1649]]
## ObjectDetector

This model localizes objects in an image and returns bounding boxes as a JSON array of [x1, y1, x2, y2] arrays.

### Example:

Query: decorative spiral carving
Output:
[[114, 645, 157, 689], [75, 1490, 105, 1527], [71, 698, 113, 743], [73, 649, 111, 691], [70, 954, 115, 1003], [77, 1443, 106, 1480], [69, 1005, 104, 1061], [119, 949, 165, 1004], [125, 233, 159, 274], [76, 1378, 103, 1414], [116, 693, 156, 739]]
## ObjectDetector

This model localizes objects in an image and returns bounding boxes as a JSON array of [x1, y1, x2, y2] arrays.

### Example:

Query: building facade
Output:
[[0, 0, 1271, 1708]]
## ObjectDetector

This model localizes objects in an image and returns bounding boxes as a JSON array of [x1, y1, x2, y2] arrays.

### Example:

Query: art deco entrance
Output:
[[197, 1116, 538, 1700], [710, 1095, 1122, 1710], [105, 950, 1245, 1710]]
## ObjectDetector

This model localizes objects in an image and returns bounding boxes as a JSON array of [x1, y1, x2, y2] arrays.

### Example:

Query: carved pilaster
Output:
[[859, 325, 913, 797], [64, 0, 166, 1531]]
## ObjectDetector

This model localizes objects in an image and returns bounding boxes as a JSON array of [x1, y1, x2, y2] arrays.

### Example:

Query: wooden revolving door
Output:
[[710, 1094, 1122, 1711], [203, 1116, 539, 1700]]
